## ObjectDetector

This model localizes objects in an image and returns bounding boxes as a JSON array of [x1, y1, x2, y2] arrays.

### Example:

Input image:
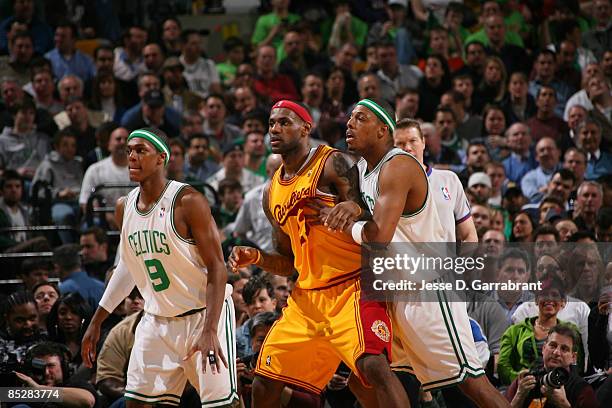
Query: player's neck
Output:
[[363, 146, 392, 172], [281, 145, 310, 177], [139, 176, 169, 206]]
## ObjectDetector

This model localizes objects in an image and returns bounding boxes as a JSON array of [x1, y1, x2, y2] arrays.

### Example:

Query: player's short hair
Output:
[[242, 275, 275, 306], [395, 119, 424, 140]]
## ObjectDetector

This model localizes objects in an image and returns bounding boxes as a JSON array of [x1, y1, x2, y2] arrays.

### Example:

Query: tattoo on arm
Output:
[[331, 152, 370, 218]]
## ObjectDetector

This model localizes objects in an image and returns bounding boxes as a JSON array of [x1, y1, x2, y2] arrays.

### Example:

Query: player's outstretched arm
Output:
[[180, 187, 228, 374], [82, 197, 135, 368], [228, 182, 295, 277]]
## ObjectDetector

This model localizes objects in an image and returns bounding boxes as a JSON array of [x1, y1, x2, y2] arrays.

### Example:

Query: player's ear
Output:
[[159, 152, 167, 166], [377, 124, 388, 140], [302, 122, 312, 137]]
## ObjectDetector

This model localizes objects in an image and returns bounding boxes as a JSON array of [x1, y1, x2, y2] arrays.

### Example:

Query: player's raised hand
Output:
[[81, 322, 101, 368], [184, 329, 228, 375], [228, 246, 260, 272]]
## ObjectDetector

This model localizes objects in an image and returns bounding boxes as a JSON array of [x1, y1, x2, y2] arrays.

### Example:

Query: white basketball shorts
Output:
[[390, 289, 485, 391], [125, 285, 238, 407]]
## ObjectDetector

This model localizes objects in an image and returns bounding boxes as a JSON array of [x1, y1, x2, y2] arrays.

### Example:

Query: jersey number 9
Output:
[[145, 258, 170, 291]]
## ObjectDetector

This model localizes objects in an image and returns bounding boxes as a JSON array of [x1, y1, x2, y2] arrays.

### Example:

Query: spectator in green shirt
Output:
[[320, 0, 368, 55], [465, 1, 524, 48], [215, 178, 243, 233], [216, 37, 246, 89], [251, 0, 300, 60]]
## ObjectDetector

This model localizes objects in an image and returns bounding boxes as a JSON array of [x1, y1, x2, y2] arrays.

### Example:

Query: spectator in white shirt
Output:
[[113, 25, 147, 82], [206, 143, 264, 194], [179, 29, 222, 98], [79, 127, 131, 229]]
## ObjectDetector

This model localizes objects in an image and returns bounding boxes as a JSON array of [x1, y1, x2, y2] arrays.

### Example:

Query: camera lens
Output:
[[541, 367, 570, 388]]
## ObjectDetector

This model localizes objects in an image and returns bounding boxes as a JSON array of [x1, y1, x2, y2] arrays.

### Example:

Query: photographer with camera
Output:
[[13, 341, 96, 408], [1, 291, 46, 385], [506, 324, 599, 408]]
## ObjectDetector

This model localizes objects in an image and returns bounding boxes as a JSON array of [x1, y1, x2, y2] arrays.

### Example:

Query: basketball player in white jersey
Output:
[[81, 128, 238, 407], [393, 119, 477, 244], [321, 99, 509, 408]]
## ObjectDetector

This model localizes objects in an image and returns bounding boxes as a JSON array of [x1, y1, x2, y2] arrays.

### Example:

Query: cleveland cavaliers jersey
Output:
[[268, 145, 362, 289], [358, 148, 445, 244], [120, 181, 208, 317]]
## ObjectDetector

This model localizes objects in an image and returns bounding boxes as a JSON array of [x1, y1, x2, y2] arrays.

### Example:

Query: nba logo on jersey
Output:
[[159, 207, 166, 218], [441, 187, 451, 201], [266, 355, 271, 366]]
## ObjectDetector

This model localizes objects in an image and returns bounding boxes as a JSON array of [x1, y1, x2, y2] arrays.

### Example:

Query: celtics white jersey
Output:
[[427, 168, 472, 243], [358, 148, 445, 244], [121, 181, 208, 317]]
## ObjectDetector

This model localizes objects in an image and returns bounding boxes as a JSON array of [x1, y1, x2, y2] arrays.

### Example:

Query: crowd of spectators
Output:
[[0, 0, 610, 407]]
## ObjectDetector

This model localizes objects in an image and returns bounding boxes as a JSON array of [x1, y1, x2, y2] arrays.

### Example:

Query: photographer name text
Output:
[[372, 279, 543, 292]]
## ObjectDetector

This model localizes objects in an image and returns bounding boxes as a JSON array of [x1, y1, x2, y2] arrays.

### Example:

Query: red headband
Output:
[[271, 100, 313, 125]]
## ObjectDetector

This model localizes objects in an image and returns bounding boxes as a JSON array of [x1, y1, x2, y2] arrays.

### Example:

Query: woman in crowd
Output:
[[89, 70, 127, 123], [479, 56, 507, 103], [33, 282, 60, 332], [502, 71, 536, 125], [482, 103, 509, 161], [512, 253, 591, 362], [46, 292, 92, 371], [321, 67, 348, 125], [498, 276, 584, 385]]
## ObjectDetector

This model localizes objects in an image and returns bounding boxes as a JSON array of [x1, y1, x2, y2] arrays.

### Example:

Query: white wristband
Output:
[[351, 221, 366, 244]]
